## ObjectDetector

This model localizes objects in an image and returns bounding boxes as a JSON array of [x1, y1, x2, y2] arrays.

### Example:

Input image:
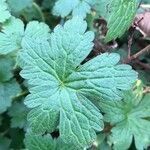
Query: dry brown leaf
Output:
[[135, 12, 150, 37]]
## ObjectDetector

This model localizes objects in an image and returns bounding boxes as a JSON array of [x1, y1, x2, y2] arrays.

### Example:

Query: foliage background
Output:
[[0, 0, 150, 149]]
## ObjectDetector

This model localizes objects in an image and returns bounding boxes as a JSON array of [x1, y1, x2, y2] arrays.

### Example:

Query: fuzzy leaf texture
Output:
[[53, 0, 96, 18], [99, 82, 150, 150], [0, 0, 11, 23], [0, 17, 50, 55], [25, 133, 56, 150], [96, 0, 137, 42], [25, 133, 76, 150], [19, 17, 137, 148]]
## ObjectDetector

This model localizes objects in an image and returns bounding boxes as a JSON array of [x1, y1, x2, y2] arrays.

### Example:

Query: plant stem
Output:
[[131, 44, 150, 60]]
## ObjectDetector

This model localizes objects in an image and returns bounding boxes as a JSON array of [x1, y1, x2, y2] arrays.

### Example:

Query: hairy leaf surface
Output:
[[25, 133, 77, 150], [20, 17, 137, 148], [96, 0, 137, 42], [25, 133, 56, 150], [53, 0, 96, 18], [0, 17, 50, 55], [100, 86, 150, 150]]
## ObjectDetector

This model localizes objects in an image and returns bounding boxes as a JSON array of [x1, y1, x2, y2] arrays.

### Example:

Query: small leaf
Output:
[[0, 0, 11, 23], [0, 17, 24, 54], [53, 0, 96, 18], [100, 86, 150, 150], [25, 133, 56, 150], [0, 17, 50, 55], [25, 132, 76, 150], [7, 0, 33, 13]]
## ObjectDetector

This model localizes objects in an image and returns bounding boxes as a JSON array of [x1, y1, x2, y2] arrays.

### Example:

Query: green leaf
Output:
[[42, 0, 56, 10], [25, 132, 79, 150], [100, 90, 150, 150], [56, 137, 77, 150], [8, 101, 29, 129], [0, 17, 24, 55], [7, 0, 33, 13], [19, 17, 137, 148], [0, 135, 11, 150], [0, 17, 50, 55], [25, 133, 56, 150], [0, 79, 21, 114], [0, 0, 11, 23], [53, 0, 96, 18], [20, 3, 45, 22], [96, 0, 138, 42], [0, 56, 15, 82]]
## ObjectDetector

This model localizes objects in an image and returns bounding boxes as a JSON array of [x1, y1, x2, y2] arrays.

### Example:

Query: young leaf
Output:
[[0, 0, 11, 23], [53, 0, 96, 18], [0, 79, 21, 114], [25, 132, 77, 150], [0, 17, 50, 55], [25, 133, 56, 150], [96, 0, 138, 42], [19, 17, 137, 148], [100, 88, 150, 149]]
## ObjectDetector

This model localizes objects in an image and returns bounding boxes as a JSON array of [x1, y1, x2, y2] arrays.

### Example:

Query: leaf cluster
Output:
[[0, 0, 150, 150]]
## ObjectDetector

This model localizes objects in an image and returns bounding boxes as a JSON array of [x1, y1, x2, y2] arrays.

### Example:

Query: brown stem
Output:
[[128, 34, 133, 59], [124, 45, 150, 63], [131, 45, 150, 60]]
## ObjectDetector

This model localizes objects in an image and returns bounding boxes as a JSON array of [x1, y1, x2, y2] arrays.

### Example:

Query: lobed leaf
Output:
[[100, 87, 150, 150], [25, 133, 77, 150], [0, 17, 50, 55], [20, 17, 137, 148], [53, 0, 96, 18], [25, 133, 56, 150]]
